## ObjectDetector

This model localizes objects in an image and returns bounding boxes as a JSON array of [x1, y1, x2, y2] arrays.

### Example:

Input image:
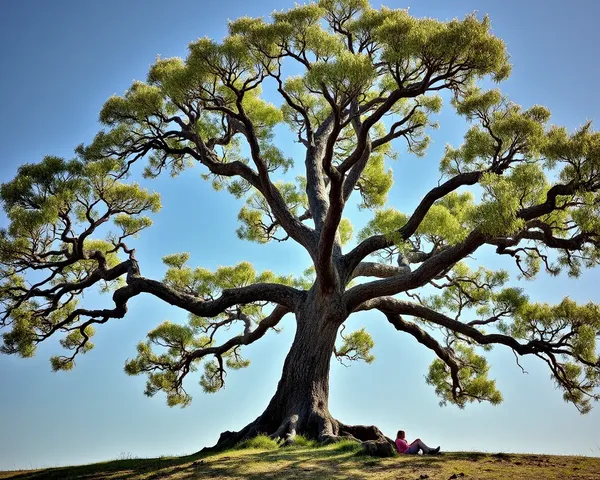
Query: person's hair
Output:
[[396, 430, 405, 439]]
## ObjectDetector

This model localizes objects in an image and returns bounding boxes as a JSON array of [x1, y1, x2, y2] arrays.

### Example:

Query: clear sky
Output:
[[1, 0, 600, 471]]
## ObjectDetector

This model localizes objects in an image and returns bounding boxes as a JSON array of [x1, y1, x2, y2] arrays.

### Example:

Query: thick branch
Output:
[[357, 297, 598, 368], [343, 171, 481, 276], [142, 115, 318, 254], [231, 96, 319, 253], [128, 275, 304, 315], [345, 231, 486, 311], [349, 262, 409, 280], [306, 119, 336, 230], [518, 182, 593, 221]]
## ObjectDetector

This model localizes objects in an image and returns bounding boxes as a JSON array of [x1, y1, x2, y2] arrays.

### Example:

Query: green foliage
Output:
[[100, 82, 164, 126], [469, 172, 525, 236], [147, 56, 192, 103], [161, 256, 307, 297], [357, 208, 408, 245], [0, 153, 160, 366], [424, 262, 522, 318], [335, 327, 375, 364], [1, 305, 39, 358], [508, 298, 600, 353], [356, 152, 393, 209], [543, 123, 600, 179], [375, 12, 510, 82], [123, 255, 316, 406], [124, 320, 209, 407], [442, 88, 550, 176], [240, 87, 285, 133], [319, 0, 370, 17], [280, 76, 331, 129], [0, 155, 159, 247], [162, 252, 191, 269], [3, 0, 600, 418], [338, 218, 354, 246], [307, 52, 376, 98], [426, 344, 503, 408], [417, 194, 475, 245], [59, 326, 96, 352], [113, 214, 153, 238], [199, 359, 225, 394]]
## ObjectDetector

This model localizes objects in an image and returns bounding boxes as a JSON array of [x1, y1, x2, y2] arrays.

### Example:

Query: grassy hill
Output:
[[2, 440, 599, 480]]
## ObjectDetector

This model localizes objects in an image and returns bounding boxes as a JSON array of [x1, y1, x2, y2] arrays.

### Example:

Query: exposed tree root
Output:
[[199, 412, 395, 456]]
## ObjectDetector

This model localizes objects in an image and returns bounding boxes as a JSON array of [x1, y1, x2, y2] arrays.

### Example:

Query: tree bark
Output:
[[201, 290, 393, 452]]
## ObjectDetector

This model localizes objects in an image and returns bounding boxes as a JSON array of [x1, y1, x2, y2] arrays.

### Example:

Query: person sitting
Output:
[[395, 430, 440, 455]]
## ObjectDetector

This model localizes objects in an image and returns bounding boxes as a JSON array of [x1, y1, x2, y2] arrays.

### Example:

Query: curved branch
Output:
[[357, 297, 598, 369], [128, 304, 290, 403], [382, 311, 461, 401], [349, 262, 409, 280], [128, 274, 304, 315], [188, 305, 288, 362], [225, 89, 319, 254], [343, 171, 481, 276], [345, 230, 486, 311], [118, 109, 318, 255], [518, 182, 597, 221]]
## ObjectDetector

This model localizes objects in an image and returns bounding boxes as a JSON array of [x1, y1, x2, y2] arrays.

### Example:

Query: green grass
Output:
[[236, 434, 280, 450], [328, 438, 363, 453], [1, 446, 599, 480], [235, 433, 324, 450], [291, 434, 321, 449]]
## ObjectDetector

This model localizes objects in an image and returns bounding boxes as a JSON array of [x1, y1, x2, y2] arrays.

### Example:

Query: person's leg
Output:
[[404, 442, 421, 454], [410, 439, 440, 454], [411, 438, 431, 453]]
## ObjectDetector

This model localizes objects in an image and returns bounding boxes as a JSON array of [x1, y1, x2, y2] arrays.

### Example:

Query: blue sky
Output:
[[1, 0, 600, 470]]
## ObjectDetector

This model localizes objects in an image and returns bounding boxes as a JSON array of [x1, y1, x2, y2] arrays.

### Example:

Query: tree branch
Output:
[[345, 230, 486, 311], [357, 297, 598, 369], [129, 274, 303, 315], [382, 310, 462, 401], [349, 262, 409, 280], [343, 171, 482, 277]]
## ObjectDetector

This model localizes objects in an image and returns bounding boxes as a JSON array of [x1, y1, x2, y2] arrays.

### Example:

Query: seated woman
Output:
[[395, 430, 440, 455]]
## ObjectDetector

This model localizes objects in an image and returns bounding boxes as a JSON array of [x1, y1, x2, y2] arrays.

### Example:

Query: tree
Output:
[[1, 0, 599, 452]]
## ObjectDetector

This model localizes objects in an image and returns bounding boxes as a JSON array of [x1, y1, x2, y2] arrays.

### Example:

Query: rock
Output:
[[361, 439, 397, 457]]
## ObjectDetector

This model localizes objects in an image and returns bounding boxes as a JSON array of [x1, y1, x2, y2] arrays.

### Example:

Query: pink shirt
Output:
[[395, 438, 409, 453]]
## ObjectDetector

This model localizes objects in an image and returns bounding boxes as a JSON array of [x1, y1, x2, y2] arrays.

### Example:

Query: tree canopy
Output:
[[1, 0, 599, 445]]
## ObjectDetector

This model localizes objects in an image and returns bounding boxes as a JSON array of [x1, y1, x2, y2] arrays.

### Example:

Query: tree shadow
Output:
[[1, 450, 500, 480], [2, 449, 375, 480], [1, 454, 204, 480]]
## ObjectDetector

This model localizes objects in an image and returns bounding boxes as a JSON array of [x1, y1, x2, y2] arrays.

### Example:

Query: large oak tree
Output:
[[2, 0, 600, 451]]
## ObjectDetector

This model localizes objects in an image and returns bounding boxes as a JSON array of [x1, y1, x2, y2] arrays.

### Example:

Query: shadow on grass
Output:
[[1, 454, 204, 480], [1, 449, 490, 480]]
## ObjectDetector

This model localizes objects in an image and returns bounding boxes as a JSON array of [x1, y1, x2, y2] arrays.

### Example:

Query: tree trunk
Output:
[[202, 290, 393, 452], [257, 292, 342, 442]]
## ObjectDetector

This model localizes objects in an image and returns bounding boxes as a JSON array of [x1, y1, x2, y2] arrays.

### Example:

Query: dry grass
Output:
[[1, 445, 599, 480]]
